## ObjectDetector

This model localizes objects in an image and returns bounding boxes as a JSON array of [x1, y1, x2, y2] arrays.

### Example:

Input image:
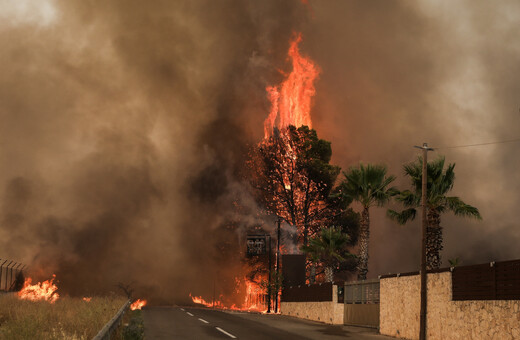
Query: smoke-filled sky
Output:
[[1, 0, 519, 301]]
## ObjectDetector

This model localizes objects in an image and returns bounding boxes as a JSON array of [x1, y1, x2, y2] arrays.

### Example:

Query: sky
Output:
[[0, 0, 519, 301]]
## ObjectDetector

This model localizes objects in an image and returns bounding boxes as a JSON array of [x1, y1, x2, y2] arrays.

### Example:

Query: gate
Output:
[[343, 279, 380, 328]]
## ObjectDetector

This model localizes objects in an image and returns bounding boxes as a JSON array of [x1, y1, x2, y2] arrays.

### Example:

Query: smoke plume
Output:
[[0, 0, 519, 303]]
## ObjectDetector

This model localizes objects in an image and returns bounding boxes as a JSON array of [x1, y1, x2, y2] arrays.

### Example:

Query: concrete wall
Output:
[[380, 271, 520, 340], [280, 285, 344, 324]]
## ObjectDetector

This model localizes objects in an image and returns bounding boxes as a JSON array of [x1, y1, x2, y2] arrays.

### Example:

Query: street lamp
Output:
[[275, 217, 282, 313]]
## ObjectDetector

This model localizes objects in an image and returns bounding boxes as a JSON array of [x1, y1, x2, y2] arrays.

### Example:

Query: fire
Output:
[[130, 299, 147, 310], [191, 34, 317, 314], [17, 275, 59, 303], [189, 293, 214, 308], [264, 32, 320, 138], [190, 276, 268, 313], [82, 297, 92, 302]]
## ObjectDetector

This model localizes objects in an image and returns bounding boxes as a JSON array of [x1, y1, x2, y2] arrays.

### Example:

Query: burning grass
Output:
[[0, 293, 127, 340]]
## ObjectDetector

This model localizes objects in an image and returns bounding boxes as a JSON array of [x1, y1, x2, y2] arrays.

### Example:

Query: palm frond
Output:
[[340, 163, 396, 208], [301, 226, 352, 265], [387, 208, 417, 224], [394, 189, 420, 207], [444, 196, 482, 220]]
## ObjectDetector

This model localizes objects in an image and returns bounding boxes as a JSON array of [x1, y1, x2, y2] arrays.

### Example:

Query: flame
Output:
[[189, 293, 214, 307], [264, 32, 320, 138], [82, 297, 92, 302], [190, 276, 268, 313], [130, 299, 147, 310], [17, 275, 59, 303]]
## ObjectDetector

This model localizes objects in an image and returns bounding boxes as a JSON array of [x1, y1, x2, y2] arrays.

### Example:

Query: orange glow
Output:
[[17, 275, 59, 303], [82, 297, 92, 302], [190, 276, 267, 313], [130, 299, 147, 310], [264, 32, 320, 138], [189, 293, 214, 307]]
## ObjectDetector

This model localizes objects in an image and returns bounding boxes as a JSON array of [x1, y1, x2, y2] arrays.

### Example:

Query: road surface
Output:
[[143, 306, 393, 339]]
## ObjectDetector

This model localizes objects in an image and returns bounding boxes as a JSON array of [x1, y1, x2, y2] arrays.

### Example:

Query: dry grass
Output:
[[0, 293, 128, 340]]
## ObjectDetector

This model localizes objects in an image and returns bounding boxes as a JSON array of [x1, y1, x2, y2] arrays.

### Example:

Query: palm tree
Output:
[[301, 227, 353, 282], [388, 156, 482, 269], [338, 164, 396, 280]]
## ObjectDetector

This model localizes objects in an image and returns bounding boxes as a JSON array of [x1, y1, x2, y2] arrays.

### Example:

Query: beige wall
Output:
[[280, 285, 344, 324], [380, 272, 520, 340]]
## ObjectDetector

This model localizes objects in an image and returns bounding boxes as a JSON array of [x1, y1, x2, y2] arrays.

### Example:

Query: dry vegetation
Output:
[[0, 293, 128, 340]]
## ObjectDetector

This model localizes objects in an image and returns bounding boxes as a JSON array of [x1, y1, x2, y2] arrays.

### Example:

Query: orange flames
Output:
[[82, 297, 92, 302], [189, 293, 213, 307], [264, 32, 320, 138], [130, 299, 147, 310], [18, 275, 59, 303], [190, 276, 268, 313]]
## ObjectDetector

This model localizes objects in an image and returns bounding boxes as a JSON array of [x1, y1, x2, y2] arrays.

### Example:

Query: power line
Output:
[[436, 137, 520, 150]]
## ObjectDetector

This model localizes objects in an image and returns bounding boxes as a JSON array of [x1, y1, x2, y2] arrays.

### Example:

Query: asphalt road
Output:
[[143, 306, 393, 340]]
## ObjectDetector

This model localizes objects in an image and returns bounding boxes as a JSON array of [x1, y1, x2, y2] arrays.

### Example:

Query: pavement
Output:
[[143, 306, 395, 339]]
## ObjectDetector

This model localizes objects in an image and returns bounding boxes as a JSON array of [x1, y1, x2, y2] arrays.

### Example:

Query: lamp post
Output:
[[274, 217, 282, 313], [267, 234, 272, 313]]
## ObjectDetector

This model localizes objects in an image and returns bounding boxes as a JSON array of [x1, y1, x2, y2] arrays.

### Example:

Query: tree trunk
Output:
[[426, 209, 442, 269], [303, 223, 309, 247], [324, 267, 334, 283], [357, 206, 370, 280]]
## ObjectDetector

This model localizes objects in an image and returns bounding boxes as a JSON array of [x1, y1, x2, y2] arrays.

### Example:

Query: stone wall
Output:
[[280, 285, 344, 324], [380, 271, 520, 340]]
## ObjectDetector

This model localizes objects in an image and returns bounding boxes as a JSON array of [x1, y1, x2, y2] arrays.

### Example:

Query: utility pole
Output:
[[267, 235, 272, 313], [414, 142, 433, 340], [275, 218, 282, 313]]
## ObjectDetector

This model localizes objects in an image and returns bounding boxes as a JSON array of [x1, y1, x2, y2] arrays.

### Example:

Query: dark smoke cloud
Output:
[[0, 0, 307, 302], [0, 0, 519, 303]]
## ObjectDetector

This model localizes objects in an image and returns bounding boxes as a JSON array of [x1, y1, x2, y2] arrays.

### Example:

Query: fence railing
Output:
[[344, 279, 380, 304], [0, 259, 26, 292], [452, 259, 520, 300], [92, 300, 131, 340]]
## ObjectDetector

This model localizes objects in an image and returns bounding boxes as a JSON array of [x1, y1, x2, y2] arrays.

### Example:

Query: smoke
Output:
[[0, 0, 519, 303], [306, 0, 520, 275]]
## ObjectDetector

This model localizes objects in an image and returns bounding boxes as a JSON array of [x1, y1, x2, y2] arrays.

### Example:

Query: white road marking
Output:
[[198, 318, 209, 324], [216, 327, 237, 339], [180, 308, 185, 311], [186, 312, 194, 316]]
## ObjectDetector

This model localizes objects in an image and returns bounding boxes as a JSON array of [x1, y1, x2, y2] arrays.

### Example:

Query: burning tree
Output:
[[249, 125, 341, 246]]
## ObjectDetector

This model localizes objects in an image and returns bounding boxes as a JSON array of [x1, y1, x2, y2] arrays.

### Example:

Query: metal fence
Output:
[[453, 259, 520, 300], [0, 259, 26, 292], [92, 300, 131, 340], [344, 278, 380, 304]]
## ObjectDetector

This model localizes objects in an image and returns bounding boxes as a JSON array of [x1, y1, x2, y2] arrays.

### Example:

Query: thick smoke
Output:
[[0, 0, 519, 304], [307, 1, 520, 275]]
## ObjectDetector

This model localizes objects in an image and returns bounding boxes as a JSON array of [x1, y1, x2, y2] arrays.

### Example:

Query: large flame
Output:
[[17, 275, 59, 303], [191, 34, 316, 314], [264, 32, 320, 138], [130, 299, 147, 310]]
